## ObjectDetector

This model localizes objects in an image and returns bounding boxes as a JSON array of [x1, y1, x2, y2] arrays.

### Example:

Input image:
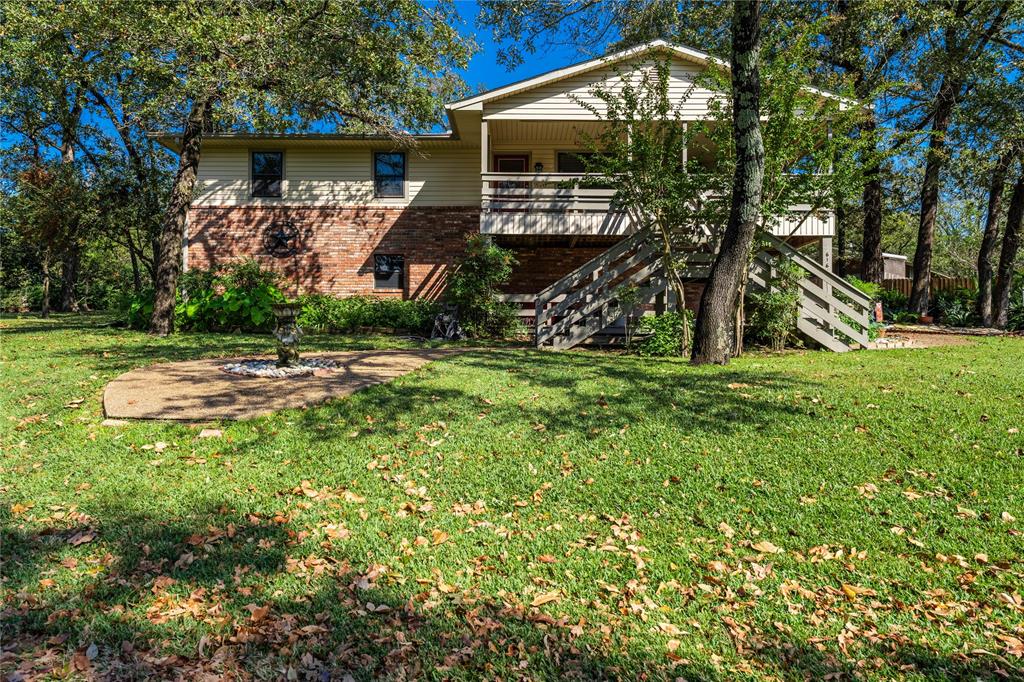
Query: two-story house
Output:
[[159, 40, 871, 351]]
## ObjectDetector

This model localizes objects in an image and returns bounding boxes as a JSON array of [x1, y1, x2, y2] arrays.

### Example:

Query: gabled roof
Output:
[[447, 40, 722, 111], [447, 38, 854, 111]]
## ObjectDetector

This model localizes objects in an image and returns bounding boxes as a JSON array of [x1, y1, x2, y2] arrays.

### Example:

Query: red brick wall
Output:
[[501, 246, 609, 294], [186, 206, 479, 299]]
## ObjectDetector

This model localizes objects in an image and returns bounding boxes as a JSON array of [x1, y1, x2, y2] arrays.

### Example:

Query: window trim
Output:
[[250, 149, 285, 199], [372, 151, 407, 199], [372, 253, 405, 291]]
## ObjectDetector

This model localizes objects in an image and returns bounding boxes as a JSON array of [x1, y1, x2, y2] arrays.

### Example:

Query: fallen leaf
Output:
[[68, 530, 96, 546], [751, 540, 783, 555], [530, 590, 561, 607], [247, 603, 271, 623], [431, 529, 449, 546]]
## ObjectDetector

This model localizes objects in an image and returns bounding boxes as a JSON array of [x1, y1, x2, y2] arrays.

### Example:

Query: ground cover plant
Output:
[[2, 314, 1023, 680]]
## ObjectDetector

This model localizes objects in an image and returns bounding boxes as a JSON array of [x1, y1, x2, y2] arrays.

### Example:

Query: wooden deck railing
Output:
[[524, 231, 873, 352], [479, 173, 834, 238]]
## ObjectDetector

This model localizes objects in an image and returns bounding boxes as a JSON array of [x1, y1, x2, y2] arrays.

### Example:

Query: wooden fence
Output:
[[882, 277, 975, 297]]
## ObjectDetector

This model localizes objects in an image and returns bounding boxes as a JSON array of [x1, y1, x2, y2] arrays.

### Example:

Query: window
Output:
[[251, 151, 283, 197], [373, 254, 404, 289], [557, 151, 598, 173], [374, 152, 406, 197]]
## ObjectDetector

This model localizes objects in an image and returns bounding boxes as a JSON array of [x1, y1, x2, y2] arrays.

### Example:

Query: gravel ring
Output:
[[221, 358, 343, 378]]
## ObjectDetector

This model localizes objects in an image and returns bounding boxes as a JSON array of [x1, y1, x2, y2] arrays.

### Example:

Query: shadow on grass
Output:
[[291, 349, 819, 446], [2, 500, 1017, 680]]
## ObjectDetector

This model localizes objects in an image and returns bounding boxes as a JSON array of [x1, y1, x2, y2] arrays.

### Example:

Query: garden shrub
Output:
[[634, 311, 692, 356], [178, 267, 218, 298], [845, 275, 882, 300], [0, 284, 44, 313], [933, 286, 976, 326], [298, 294, 440, 334], [747, 259, 803, 351], [121, 259, 285, 332], [879, 287, 908, 319], [446, 234, 521, 338], [123, 288, 156, 330]]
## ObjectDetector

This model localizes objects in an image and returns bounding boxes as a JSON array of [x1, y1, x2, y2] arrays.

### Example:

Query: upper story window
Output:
[[251, 151, 283, 197], [556, 151, 599, 173], [374, 152, 406, 198]]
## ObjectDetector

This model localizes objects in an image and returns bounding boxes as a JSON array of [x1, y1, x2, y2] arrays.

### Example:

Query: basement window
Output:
[[251, 151, 283, 197], [373, 254, 405, 290]]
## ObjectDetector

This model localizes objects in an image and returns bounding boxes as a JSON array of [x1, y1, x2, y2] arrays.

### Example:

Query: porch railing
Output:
[[481, 173, 619, 212]]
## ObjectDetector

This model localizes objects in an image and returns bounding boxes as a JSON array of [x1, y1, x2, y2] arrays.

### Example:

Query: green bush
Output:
[[634, 311, 693, 356], [120, 259, 285, 332], [123, 289, 156, 329], [298, 294, 440, 334], [879, 287, 908, 319], [178, 267, 218, 298], [933, 287, 976, 326], [0, 284, 44, 312], [446, 234, 521, 338], [893, 310, 919, 324], [747, 259, 803, 351], [179, 281, 284, 331], [845, 276, 882, 300]]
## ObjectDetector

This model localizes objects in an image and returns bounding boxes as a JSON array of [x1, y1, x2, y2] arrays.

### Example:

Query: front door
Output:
[[493, 155, 530, 190], [493, 154, 529, 173]]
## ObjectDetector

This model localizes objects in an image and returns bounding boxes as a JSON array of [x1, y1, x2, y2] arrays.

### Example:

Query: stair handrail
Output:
[[535, 229, 651, 303], [761, 233, 872, 311]]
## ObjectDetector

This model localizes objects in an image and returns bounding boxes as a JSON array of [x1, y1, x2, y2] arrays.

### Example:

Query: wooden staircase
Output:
[[531, 232, 873, 351]]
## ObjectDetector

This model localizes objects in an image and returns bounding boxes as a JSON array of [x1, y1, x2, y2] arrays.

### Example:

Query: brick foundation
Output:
[[502, 245, 705, 312], [501, 245, 609, 293], [186, 206, 480, 299]]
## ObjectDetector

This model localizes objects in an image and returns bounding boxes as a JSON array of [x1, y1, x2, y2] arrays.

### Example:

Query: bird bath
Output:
[[272, 302, 303, 368]]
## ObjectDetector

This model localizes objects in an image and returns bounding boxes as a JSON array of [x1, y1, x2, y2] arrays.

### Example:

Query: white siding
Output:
[[193, 146, 481, 207], [483, 58, 721, 121]]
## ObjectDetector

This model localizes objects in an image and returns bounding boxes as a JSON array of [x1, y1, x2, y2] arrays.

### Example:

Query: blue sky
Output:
[[453, 1, 585, 97]]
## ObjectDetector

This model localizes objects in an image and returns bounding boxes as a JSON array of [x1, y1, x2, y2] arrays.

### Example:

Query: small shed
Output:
[[882, 253, 908, 280]]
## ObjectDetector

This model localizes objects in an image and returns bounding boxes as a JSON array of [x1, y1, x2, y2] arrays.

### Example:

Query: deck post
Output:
[[534, 296, 543, 347], [818, 236, 834, 331]]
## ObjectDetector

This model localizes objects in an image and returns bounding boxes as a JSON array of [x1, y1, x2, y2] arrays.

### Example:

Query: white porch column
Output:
[[480, 119, 489, 174]]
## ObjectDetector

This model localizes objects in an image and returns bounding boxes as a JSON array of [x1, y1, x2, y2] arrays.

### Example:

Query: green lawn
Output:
[[2, 314, 1023, 680]]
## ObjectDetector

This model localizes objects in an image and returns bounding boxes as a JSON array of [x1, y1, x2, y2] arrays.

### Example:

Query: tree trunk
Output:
[[992, 172, 1024, 329], [975, 151, 1011, 326], [149, 96, 211, 335], [860, 116, 884, 284], [655, 222, 690, 351], [908, 0, 1007, 313], [40, 248, 51, 318], [908, 77, 957, 314], [691, 0, 763, 365], [59, 244, 81, 312], [126, 231, 143, 293]]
